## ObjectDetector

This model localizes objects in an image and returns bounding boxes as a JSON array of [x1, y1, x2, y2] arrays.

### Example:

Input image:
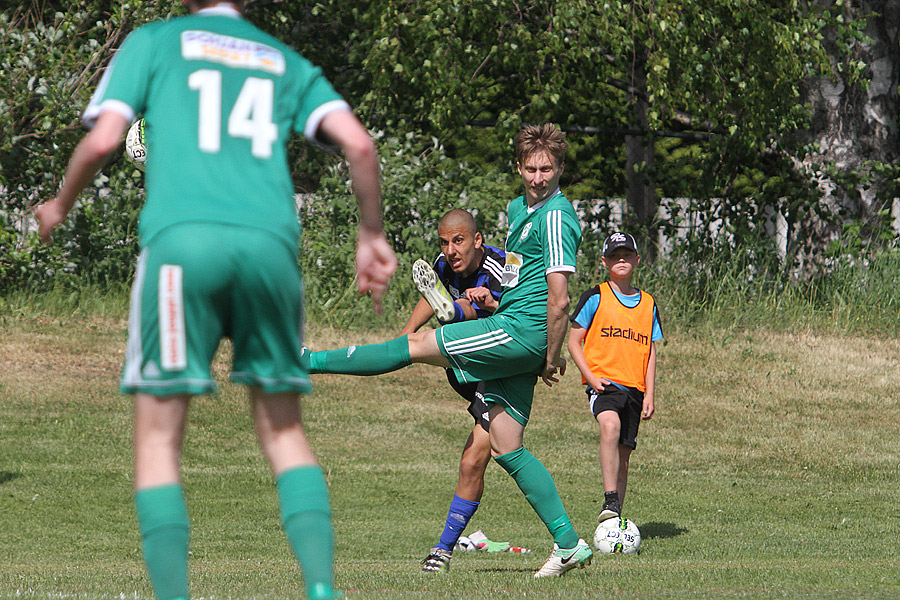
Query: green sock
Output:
[[308, 335, 411, 375], [134, 484, 190, 600], [277, 466, 334, 599], [494, 447, 579, 549]]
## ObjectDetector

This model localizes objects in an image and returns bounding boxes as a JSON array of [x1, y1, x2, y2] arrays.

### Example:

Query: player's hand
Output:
[[588, 376, 610, 393], [34, 198, 68, 243], [641, 394, 655, 420], [356, 226, 397, 314], [464, 286, 498, 311], [541, 356, 566, 387]]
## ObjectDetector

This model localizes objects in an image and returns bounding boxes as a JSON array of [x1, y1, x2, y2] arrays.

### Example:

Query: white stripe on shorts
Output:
[[158, 265, 187, 371], [484, 391, 529, 424], [122, 249, 149, 387], [442, 328, 513, 355]]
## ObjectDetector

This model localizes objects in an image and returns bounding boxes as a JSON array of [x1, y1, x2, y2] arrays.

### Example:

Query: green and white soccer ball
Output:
[[593, 517, 641, 554], [124, 118, 147, 171]]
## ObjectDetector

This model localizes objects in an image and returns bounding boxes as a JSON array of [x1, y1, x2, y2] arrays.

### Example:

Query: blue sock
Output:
[[438, 302, 466, 325], [452, 302, 464, 322], [436, 494, 480, 551]]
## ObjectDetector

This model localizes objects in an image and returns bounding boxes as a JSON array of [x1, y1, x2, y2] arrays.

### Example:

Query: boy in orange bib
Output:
[[567, 232, 662, 523]]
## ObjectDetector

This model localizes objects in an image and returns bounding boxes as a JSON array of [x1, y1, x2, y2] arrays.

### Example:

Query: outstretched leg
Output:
[[308, 330, 450, 375]]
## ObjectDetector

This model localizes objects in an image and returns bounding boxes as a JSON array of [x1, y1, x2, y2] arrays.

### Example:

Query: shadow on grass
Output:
[[472, 567, 534, 574], [0, 471, 21, 484], [641, 522, 687, 540]]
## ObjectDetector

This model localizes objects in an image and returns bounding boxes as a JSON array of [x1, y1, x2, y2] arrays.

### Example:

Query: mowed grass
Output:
[[2, 313, 900, 599]]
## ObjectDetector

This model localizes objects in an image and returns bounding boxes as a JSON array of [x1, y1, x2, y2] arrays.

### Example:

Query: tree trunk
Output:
[[798, 0, 900, 256], [624, 43, 657, 259]]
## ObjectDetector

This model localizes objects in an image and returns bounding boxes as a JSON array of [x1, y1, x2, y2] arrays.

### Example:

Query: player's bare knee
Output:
[[459, 453, 490, 479], [405, 329, 442, 364], [597, 413, 621, 438]]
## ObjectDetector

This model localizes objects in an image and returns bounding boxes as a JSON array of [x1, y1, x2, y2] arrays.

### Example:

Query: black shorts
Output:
[[446, 369, 490, 432], [587, 384, 643, 450]]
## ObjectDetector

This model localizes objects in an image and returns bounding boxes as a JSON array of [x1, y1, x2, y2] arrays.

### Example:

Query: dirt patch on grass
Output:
[[0, 315, 126, 402]]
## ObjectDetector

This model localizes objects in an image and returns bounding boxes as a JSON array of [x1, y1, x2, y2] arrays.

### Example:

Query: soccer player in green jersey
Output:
[[34, 1, 396, 599], [308, 123, 593, 577]]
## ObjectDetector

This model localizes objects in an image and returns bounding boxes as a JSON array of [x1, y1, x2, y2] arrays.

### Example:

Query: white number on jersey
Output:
[[188, 69, 277, 158]]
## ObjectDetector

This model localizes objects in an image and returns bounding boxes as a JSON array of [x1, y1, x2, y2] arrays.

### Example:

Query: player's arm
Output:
[[399, 298, 435, 335], [453, 297, 478, 320], [35, 111, 131, 242], [463, 286, 499, 312], [541, 270, 571, 387], [318, 109, 397, 312], [642, 341, 657, 420], [566, 324, 609, 393]]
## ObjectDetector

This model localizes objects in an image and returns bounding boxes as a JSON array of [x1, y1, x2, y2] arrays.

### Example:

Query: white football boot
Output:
[[412, 259, 456, 322], [533, 538, 593, 578]]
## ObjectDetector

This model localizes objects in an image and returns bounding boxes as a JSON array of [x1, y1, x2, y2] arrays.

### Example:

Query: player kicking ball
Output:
[[403, 209, 507, 572], [310, 209, 515, 571], [307, 124, 593, 578]]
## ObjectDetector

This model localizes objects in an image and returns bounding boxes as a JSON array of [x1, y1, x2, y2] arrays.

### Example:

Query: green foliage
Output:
[[301, 132, 516, 326], [0, 2, 183, 200], [297, 0, 876, 273], [0, 1, 182, 291], [644, 1, 831, 137], [0, 0, 892, 299]]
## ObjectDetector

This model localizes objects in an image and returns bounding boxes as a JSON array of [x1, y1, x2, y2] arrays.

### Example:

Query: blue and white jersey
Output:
[[433, 244, 505, 320]]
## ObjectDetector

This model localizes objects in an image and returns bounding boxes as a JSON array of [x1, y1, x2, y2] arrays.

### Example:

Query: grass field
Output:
[[2, 311, 900, 599]]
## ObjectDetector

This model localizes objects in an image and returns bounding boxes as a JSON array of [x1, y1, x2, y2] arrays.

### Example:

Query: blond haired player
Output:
[[307, 124, 593, 578]]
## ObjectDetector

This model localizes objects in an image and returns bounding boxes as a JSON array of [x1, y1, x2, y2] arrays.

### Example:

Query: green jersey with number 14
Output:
[[495, 191, 582, 353], [84, 7, 347, 247]]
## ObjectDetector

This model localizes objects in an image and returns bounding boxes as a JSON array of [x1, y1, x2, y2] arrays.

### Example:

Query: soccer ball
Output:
[[124, 118, 147, 171], [593, 517, 641, 554]]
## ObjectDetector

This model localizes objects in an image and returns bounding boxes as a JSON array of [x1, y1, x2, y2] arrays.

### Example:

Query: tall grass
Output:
[[3, 243, 897, 337], [0, 281, 131, 322], [636, 244, 900, 337]]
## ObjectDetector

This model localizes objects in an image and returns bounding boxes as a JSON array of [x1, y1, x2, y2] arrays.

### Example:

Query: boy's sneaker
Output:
[[412, 259, 456, 322], [598, 496, 622, 522], [533, 538, 593, 578], [421, 547, 452, 573]]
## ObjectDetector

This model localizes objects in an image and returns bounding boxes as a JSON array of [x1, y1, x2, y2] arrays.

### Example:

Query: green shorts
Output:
[[120, 223, 310, 396], [435, 314, 544, 426]]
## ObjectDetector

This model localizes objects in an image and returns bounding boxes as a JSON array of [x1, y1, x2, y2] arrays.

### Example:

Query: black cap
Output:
[[602, 232, 638, 256]]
